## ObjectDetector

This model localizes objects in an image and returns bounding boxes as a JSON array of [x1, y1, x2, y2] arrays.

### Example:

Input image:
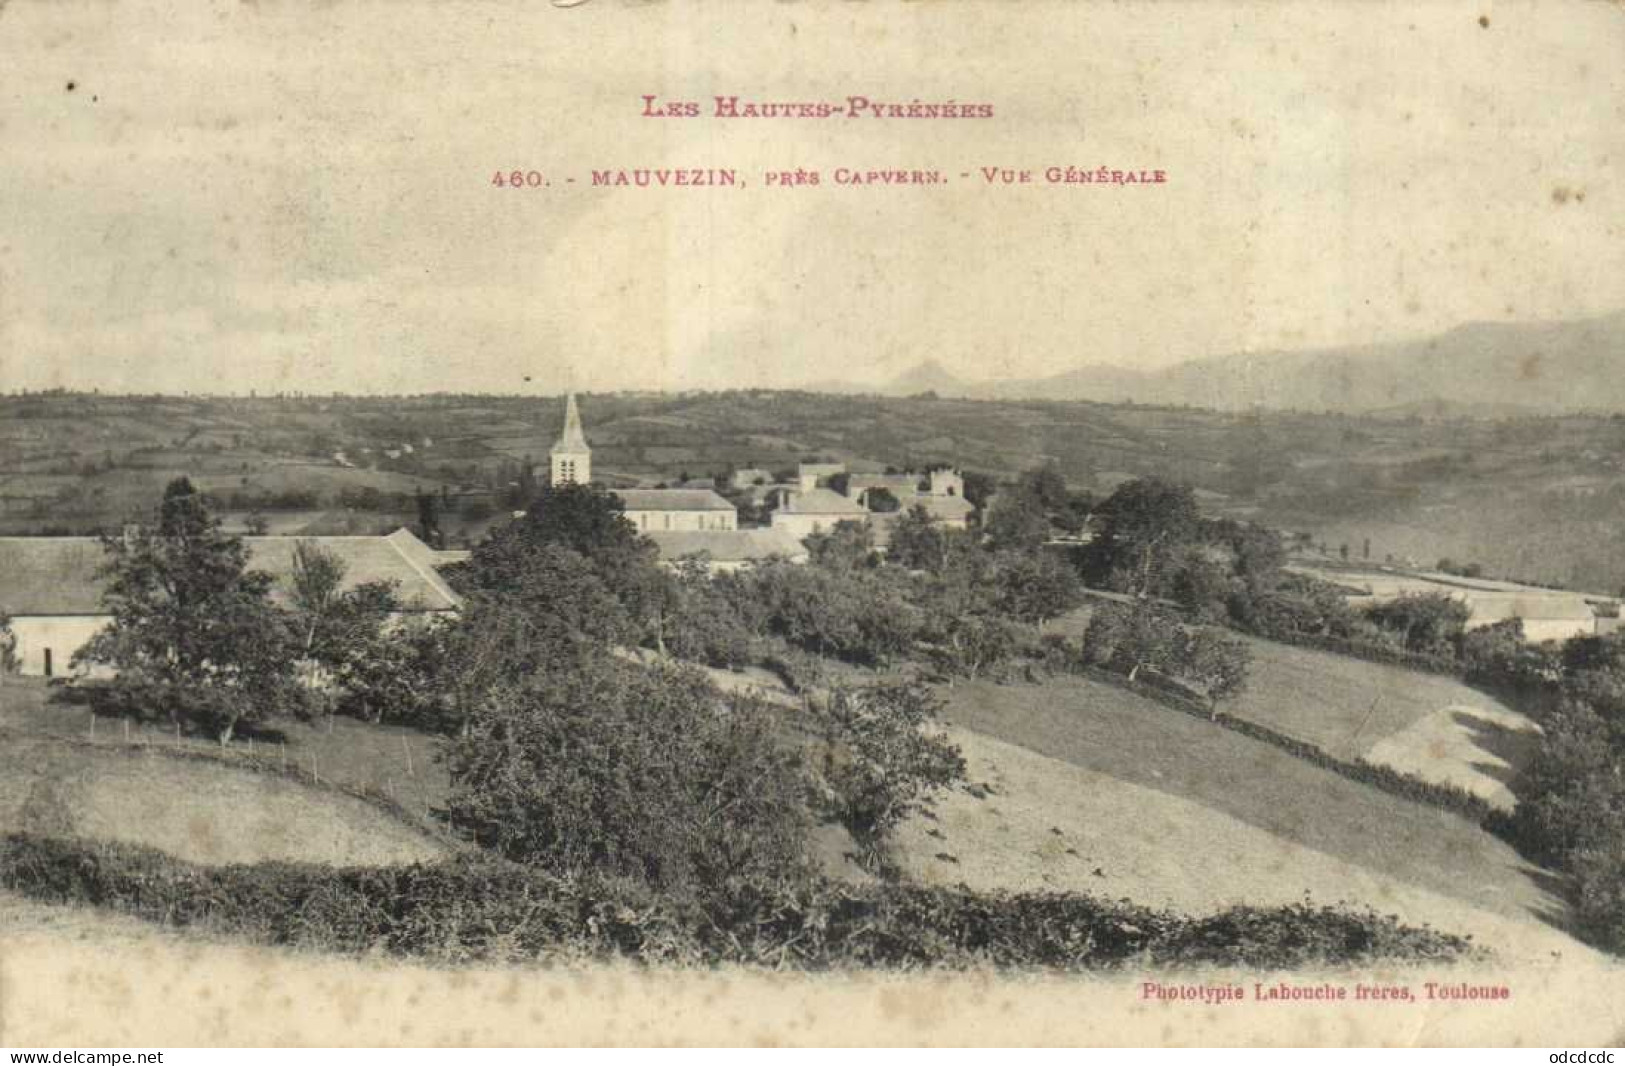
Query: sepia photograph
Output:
[[1, 0, 1623, 1049]]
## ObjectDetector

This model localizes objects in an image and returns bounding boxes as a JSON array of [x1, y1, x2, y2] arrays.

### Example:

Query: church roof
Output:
[[550, 392, 590, 455], [613, 488, 737, 513], [0, 529, 461, 617]]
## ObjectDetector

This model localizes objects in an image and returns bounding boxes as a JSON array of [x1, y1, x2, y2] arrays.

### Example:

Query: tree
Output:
[[443, 652, 814, 900], [0, 614, 18, 678], [1017, 463, 1070, 513], [1363, 593, 1471, 656], [886, 505, 948, 570], [288, 540, 347, 659], [74, 477, 299, 743], [1081, 478, 1201, 596], [415, 488, 443, 548], [1079, 601, 1178, 682], [746, 561, 917, 666], [465, 481, 667, 641], [983, 485, 1050, 553], [809, 683, 966, 859], [865, 486, 901, 513], [959, 470, 996, 511], [1175, 627, 1252, 717], [988, 549, 1083, 627], [805, 519, 876, 571], [334, 613, 455, 728], [664, 561, 757, 670]]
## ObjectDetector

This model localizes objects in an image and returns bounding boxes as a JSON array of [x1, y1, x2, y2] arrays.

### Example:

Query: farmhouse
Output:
[[869, 496, 978, 549], [1457, 594, 1598, 644], [1294, 563, 1602, 644], [848, 466, 975, 536], [770, 487, 870, 541], [0, 528, 461, 678]]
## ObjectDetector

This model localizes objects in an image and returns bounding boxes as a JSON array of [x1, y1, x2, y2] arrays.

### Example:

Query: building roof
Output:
[[0, 529, 461, 617], [550, 392, 590, 455], [867, 498, 976, 547], [906, 495, 976, 520], [647, 527, 808, 565], [774, 488, 870, 515], [1465, 594, 1596, 623], [797, 462, 847, 476], [847, 473, 925, 497], [613, 488, 737, 513], [0, 538, 111, 615]]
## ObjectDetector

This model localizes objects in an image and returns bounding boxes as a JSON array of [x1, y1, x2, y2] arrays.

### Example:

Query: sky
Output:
[[0, 0, 1621, 395]]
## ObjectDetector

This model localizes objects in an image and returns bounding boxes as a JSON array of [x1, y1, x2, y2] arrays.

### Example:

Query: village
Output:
[[0, 392, 1613, 680]]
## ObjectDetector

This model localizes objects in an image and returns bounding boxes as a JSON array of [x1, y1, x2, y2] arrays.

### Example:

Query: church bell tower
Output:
[[549, 392, 591, 487]]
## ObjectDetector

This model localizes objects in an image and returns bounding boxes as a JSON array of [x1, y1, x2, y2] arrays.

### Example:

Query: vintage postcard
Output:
[[2, 0, 1624, 1048]]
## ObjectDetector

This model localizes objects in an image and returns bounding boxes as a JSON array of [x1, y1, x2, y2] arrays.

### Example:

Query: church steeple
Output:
[[549, 392, 591, 486]]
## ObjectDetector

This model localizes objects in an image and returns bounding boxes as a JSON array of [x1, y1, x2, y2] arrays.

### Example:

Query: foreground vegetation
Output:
[[0, 833, 1478, 971], [0, 473, 1498, 968]]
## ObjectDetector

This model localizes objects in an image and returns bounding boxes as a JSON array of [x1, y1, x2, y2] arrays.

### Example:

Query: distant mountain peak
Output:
[[884, 359, 971, 396]]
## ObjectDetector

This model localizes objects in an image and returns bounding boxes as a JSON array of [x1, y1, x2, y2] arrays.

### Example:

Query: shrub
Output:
[[807, 684, 966, 859], [0, 834, 1478, 970], [443, 652, 814, 901]]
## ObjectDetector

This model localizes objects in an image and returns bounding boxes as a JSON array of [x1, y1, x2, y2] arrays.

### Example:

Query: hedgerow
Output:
[[0, 833, 1478, 970]]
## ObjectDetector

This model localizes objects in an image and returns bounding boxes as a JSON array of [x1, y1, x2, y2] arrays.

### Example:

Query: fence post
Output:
[[403, 735, 414, 777]]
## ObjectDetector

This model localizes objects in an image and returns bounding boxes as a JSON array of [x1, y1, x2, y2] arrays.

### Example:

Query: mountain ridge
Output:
[[874, 311, 1625, 414]]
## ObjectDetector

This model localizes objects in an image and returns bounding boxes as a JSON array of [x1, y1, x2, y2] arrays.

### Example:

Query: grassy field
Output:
[[0, 734, 447, 867], [889, 724, 1593, 965], [1049, 604, 1539, 804], [0, 679, 450, 841], [934, 673, 1562, 930]]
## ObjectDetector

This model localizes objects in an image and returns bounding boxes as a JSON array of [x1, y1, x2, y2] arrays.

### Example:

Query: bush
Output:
[[807, 684, 966, 859], [1572, 843, 1625, 954], [443, 652, 814, 901], [0, 833, 1479, 970]]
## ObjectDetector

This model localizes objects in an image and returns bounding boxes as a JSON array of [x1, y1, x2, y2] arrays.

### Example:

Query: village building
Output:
[[1455, 594, 1598, 643], [616, 488, 739, 532], [646, 527, 809, 573], [796, 462, 847, 493], [770, 487, 871, 541], [0, 528, 462, 678], [868, 496, 978, 550], [846, 466, 974, 532], [729, 467, 773, 490]]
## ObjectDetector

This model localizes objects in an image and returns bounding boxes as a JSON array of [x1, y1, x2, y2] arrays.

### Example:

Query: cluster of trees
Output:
[[78, 478, 967, 889], [73, 478, 413, 743], [1490, 629, 1625, 951], [1077, 601, 1251, 716]]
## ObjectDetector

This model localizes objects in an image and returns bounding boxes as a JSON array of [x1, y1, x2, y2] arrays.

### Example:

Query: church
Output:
[[544, 392, 736, 530], [542, 394, 807, 569]]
